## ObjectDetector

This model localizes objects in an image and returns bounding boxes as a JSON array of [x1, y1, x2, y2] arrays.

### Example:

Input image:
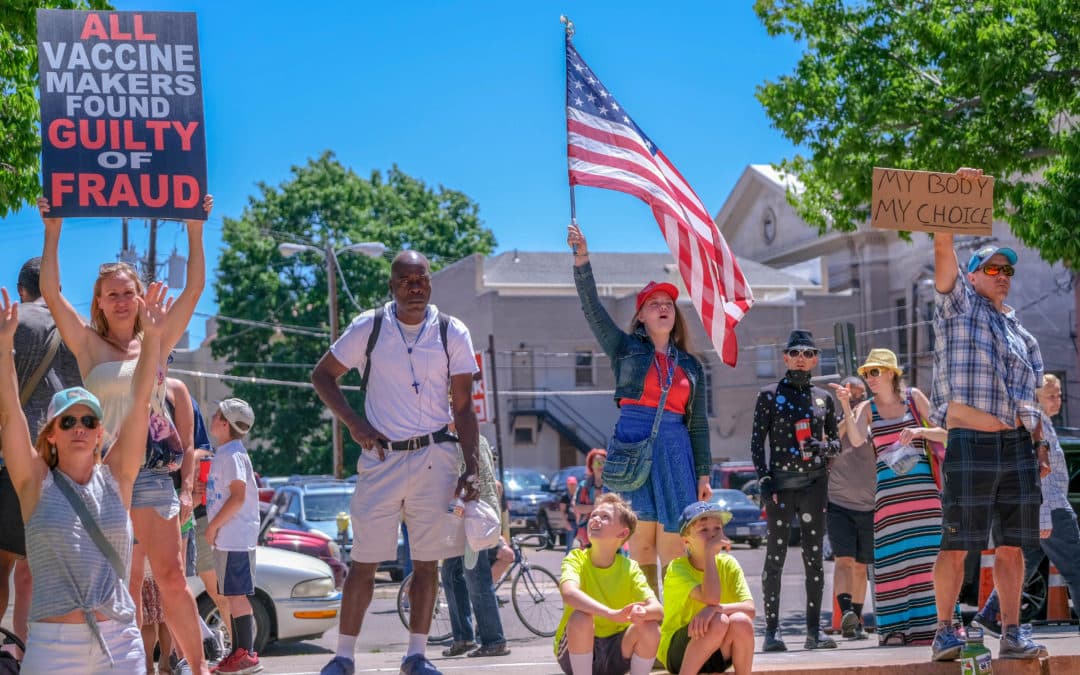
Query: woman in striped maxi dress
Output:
[[835, 349, 946, 646]]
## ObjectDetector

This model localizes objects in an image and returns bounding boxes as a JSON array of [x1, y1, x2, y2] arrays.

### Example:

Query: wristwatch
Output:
[[1033, 440, 1050, 451]]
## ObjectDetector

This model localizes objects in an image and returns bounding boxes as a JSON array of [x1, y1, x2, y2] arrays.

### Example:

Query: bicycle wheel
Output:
[[511, 564, 562, 637], [396, 573, 454, 643]]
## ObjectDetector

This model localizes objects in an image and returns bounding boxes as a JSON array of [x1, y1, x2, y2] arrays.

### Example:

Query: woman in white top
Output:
[[0, 283, 168, 673], [38, 196, 213, 675]]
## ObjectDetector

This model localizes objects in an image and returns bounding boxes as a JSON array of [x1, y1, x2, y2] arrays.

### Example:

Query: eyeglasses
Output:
[[786, 349, 818, 359], [863, 368, 884, 378], [58, 415, 100, 431], [980, 264, 1015, 277]]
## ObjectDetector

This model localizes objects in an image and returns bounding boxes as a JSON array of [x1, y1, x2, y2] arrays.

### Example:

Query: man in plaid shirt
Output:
[[928, 168, 1051, 664]]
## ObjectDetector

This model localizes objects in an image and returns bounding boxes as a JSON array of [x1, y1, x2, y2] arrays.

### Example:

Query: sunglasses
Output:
[[980, 264, 1015, 277], [863, 368, 884, 378], [58, 415, 100, 431], [786, 349, 818, 359]]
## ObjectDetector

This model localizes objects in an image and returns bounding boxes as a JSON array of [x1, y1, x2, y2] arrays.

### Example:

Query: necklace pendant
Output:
[[412, 382, 420, 394], [407, 348, 413, 354]]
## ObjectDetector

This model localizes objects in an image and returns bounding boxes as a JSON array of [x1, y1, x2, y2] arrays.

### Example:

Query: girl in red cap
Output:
[[567, 224, 712, 597]]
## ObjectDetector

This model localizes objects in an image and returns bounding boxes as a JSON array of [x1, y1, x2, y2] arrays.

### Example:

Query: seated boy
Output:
[[659, 502, 755, 675], [554, 493, 663, 675]]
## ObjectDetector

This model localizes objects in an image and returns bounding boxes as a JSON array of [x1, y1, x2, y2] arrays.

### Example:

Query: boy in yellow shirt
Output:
[[555, 493, 663, 675], [659, 501, 755, 674]]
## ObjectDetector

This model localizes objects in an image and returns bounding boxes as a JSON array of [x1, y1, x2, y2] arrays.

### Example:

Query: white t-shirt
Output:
[[331, 302, 478, 441], [206, 439, 259, 551]]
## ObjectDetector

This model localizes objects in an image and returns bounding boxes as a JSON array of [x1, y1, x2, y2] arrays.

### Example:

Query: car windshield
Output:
[[304, 492, 353, 521], [711, 490, 753, 506], [506, 470, 547, 492]]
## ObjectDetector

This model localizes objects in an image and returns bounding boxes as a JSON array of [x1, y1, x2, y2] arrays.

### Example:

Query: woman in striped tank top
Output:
[[835, 349, 946, 647]]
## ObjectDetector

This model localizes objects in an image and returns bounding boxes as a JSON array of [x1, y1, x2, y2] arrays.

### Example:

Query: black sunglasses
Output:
[[786, 349, 818, 359], [58, 415, 100, 431]]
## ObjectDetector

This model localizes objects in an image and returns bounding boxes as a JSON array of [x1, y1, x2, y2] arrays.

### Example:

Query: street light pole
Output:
[[327, 246, 343, 479]]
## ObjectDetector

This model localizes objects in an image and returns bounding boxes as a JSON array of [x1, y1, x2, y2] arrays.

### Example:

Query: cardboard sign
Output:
[[473, 352, 489, 423], [870, 168, 994, 235], [36, 10, 207, 218]]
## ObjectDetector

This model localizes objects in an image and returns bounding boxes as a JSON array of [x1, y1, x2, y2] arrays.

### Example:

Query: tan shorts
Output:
[[193, 515, 214, 574], [350, 441, 463, 563]]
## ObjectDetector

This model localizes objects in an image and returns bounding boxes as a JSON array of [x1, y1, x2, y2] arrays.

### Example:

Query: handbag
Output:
[[603, 386, 669, 493], [0, 627, 22, 674], [904, 389, 945, 490]]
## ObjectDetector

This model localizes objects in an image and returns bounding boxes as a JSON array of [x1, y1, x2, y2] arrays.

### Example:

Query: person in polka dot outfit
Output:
[[750, 330, 841, 652]]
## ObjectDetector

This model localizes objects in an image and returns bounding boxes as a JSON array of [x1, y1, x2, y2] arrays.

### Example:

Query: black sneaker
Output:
[[805, 631, 837, 649], [841, 610, 860, 638], [971, 611, 1002, 639], [441, 641, 476, 657], [762, 630, 787, 652]]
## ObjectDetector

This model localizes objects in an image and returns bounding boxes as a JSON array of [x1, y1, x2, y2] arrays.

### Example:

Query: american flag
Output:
[[565, 38, 754, 367]]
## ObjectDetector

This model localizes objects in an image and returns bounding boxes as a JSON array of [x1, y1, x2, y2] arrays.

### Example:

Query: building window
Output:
[[896, 298, 908, 360], [702, 361, 714, 417], [513, 426, 535, 445], [575, 351, 595, 387], [756, 344, 777, 379]]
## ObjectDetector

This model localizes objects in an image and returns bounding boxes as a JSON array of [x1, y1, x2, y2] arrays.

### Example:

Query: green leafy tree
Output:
[[1, 0, 112, 216], [754, 0, 1080, 269], [213, 151, 496, 476]]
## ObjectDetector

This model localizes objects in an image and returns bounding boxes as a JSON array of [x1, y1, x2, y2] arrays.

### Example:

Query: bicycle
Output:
[[397, 533, 562, 640]]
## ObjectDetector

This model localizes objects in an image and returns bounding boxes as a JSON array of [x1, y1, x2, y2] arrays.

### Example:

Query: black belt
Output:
[[378, 426, 458, 451]]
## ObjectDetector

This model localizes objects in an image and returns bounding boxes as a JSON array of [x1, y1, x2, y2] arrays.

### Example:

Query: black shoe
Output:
[[805, 631, 838, 649], [441, 640, 476, 657], [467, 643, 510, 658], [971, 612, 1002, 639], [763, 630, 787, 652]]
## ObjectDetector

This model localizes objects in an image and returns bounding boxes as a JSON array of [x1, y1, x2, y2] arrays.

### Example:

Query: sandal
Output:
[[882, 632, 906, 647]]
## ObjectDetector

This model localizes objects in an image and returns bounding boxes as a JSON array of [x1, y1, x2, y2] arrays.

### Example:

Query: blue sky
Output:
[[1, 1, 802, 345]]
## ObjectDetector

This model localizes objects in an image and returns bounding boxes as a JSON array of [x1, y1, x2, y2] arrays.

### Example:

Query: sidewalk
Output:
[[332, 626, 1080, 675]]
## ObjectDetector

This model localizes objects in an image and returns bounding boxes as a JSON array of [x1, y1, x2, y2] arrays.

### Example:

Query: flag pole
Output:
[[561, 15, 578, 228]]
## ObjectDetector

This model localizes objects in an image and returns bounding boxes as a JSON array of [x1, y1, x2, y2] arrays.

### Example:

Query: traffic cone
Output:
[[977, 549, 996, 610], [831, 594, 842, 633], [1046, 563, 1070, 622]]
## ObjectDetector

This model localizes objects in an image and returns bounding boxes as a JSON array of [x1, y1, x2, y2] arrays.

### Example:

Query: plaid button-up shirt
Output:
[[931, 273, 1043, 431], [1039, 413, 1073, 530]]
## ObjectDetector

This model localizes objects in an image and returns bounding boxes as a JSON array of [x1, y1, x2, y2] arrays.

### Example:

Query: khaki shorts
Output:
[[350, 441, 463, 563], [194, 515, 214, 574]]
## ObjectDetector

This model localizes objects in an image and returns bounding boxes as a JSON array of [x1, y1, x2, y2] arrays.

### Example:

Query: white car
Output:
[[187, 546, 342, 653]]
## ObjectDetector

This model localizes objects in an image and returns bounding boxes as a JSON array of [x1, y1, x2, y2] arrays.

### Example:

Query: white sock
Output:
[[406, 633, 427, 658], [629, 653, 654, 675], [336, 633, 358, 660], [198, 616, 214, 640], [569, 651, 593, 675]]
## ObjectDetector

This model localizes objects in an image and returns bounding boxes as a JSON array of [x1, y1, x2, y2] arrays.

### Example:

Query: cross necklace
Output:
[[393, 305, 429, 394]]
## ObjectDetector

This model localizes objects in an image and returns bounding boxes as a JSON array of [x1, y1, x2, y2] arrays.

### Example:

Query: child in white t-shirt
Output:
[[205, 398, 260, 674]]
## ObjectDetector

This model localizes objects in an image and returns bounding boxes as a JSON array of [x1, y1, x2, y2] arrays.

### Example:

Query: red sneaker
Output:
[[212, 648, 262, 674]]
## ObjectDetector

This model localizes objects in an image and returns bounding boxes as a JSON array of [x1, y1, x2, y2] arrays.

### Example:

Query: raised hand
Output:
[[37, 197, 62, 229], [0, 288, 18, 341], [186, 193, 213, 227], [566, 223, 589, 255], [138, 281, 173, 337], [828, 382, 852, 407]]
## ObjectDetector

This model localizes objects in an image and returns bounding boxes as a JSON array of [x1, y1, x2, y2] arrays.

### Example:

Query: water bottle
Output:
[[443, 494, 465, 546], [960, 626, 993, 675]]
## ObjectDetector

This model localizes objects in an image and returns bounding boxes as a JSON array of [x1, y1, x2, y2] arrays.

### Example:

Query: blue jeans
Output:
[[980, 508, 1080, 621], [440, 551, 506, 647]]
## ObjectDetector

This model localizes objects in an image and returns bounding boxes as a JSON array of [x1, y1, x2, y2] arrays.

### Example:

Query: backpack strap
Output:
[[19, 329, 62, 406], [439, 313, 451, 383], [358, 307, 385, 394]]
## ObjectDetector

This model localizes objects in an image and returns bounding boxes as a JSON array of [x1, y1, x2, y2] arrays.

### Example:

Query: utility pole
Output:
[[122, 218, 129, 251], [327, 246, 343, 479], [145, 218, 158, 283], [488, 333, 505, 487]]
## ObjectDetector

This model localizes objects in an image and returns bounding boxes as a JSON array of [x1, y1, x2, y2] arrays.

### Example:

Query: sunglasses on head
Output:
[[58, 415, 100, 431], [786, 349, 817, 359], [980, 263, 1015, 277]]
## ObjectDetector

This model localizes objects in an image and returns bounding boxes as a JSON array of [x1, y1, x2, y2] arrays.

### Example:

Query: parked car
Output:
[[504, 468, 550, 535], [262, 526, 348, 589], [271, 479, 407, 581], [710, 461, 758, 491], [709, 489, 766, 548], [537, 465, 587, 548], [188, 545, 341, 654]]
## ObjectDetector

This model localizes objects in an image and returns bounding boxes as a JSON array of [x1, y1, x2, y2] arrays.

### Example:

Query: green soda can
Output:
[[960, 626, 993, 674]]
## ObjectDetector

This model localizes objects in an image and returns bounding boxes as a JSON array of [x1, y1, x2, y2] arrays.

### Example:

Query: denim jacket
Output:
[[574, 262, 711, 477]]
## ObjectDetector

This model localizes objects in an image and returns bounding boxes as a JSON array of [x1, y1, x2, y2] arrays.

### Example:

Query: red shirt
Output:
[[620, 352, 690, 414]]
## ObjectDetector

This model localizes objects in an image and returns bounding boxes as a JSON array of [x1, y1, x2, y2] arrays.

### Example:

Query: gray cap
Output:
[[218, 398, 254, 435]]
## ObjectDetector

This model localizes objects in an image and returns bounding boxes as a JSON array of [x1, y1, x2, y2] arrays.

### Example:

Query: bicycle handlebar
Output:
[[511, 533, 549, 549]]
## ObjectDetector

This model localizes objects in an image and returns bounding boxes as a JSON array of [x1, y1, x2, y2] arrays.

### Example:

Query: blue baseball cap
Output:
[[46, 387, 103, 425], [678, 501, 732, 535], [967, 245, 1017, 273]]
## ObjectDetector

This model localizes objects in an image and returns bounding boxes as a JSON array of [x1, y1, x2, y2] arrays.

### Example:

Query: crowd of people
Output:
[[0, 166, 1073, 675]]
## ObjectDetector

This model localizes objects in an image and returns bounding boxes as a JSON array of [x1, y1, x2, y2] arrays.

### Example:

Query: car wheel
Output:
[[537, 514, 554, 550], [748, 537, 762, 549], [1020, 567, 1048, 624], [198, 592, 273, 654]]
